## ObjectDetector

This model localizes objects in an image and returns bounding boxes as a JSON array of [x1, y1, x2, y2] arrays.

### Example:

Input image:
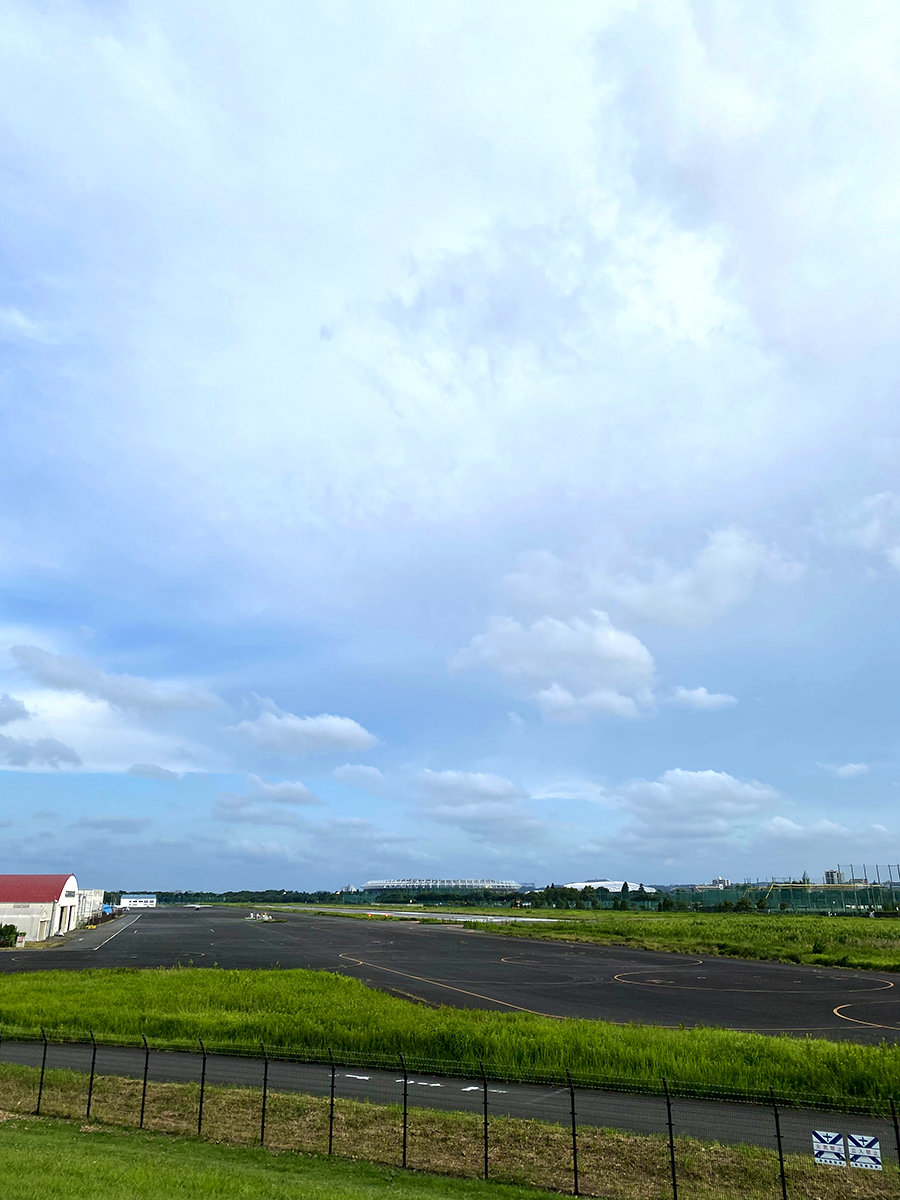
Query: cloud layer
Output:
[[0, 2, 898, 887]]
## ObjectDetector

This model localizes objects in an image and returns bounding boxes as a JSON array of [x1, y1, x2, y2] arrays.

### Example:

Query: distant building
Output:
[[120, 894, 157, 909], [824, 870, 845, 886], [359, 878, 520, 894], [710, 876, 731, 889], [563, 880, 658, 894], [0, 874, 80, 942]]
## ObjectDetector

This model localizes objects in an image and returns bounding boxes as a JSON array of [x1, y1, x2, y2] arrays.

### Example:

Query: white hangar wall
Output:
[[0, 874, 80, 942]]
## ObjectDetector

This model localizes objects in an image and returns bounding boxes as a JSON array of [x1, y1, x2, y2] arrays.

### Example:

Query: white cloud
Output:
[[417, 769, 523, 804], [601, 768, 780, 856], [505, 528, 801, 627], [11, 645, 220, 712], [333, 764, 388, 791], [533, 682, 641, 721], [212, 772, 321, 825], [530, 778, 611, 804], [212, 795, 311, 829], [77, 815, 149, 834], [0, 732, 80, 769], [763, 815, 851, 840], [128, 763, 181, 781], [232, 707, 378, 754], [670, 686, 737, 711], [0, 306, 50, 344], [224, 838, 311, 864], [246, 773, 320, 805], [331, 762, 548, 846], [452, 612, 655, 721], [4, 2, 900, 888], [414, 769, 545, 843], [0, 693, 29, 725], [841, 494, 900, 568], [764, 815, 804, 838], [6, 689, 219, 774], [822, 762, 870, 779]]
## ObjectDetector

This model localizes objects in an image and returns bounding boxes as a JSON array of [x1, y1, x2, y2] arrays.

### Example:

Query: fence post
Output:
[[36, 1026, 48, 1116], [400, 1052, 409, 1169], [86, 1031, 97, 1119], [770, 1086, 788, 1200], [480, 1060, 489, 1180], [566, 1068, 579, 1196], [328, 1049, 336, 1156], [259, 1042, 268, 1146], [139, 1035, 150, 1129], [890, 1098, 900, 1174], [662, 1078, 678, 1200], [197, 1036, 207, 1136]]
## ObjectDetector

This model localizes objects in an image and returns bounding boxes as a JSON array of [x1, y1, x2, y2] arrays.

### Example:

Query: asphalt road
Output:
[[1, 906, 898, 1044], [1, 1038, 894, 1159]]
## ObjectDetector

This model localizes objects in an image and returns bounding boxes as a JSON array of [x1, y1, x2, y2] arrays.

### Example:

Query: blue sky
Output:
[[1, 0, 899, 890]]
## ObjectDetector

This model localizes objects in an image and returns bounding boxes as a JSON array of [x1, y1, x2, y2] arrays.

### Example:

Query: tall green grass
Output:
[[0, 967, 898, 1104], [351, 908, 900, 971], [488, 912, 900, 970]]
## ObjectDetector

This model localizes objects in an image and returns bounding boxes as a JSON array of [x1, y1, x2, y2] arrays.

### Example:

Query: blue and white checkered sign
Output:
[[847, 1134, 882, 1170], [812, 1131, 846, 1166]]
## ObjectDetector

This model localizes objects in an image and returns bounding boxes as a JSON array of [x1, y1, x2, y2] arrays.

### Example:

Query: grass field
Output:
[[307, 907, 900, 972], [1, 967, 898, 1103], [1, 1063, 897, 1199], [0, 1115, 558, 1200], [483, 912, 900, 971]]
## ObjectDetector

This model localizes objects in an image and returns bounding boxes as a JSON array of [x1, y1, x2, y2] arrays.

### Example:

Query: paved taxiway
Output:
[[1, 1038, 894, 1156], [1, 906, 898, 1044]]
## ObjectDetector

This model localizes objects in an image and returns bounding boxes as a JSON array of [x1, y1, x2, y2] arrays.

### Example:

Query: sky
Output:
[[1, 0, 899, 891]]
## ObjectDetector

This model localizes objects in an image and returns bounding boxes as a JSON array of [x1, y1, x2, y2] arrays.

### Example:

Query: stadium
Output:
[[356, 877, 523, 894]]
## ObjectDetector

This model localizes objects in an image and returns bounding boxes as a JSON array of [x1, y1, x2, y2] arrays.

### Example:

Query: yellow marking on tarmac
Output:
[[339, 954, 900, 1036], [337, 954, 860, 1033], [833, 986, 898, 1031], [338, 952, 557, 1016]]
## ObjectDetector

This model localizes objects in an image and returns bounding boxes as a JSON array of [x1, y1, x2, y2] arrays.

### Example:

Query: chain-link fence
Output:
[[1, 1031, 898, 1198]]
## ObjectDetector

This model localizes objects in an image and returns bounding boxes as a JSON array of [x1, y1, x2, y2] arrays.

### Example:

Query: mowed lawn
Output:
[[0, 1117, 559, 1200], [1, 1073, 897, 1200], [1, 967, 898, 1103]]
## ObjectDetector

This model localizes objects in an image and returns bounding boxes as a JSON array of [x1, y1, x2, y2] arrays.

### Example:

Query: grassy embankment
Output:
[[1, 1064, 897, 1200], [0, 1113, 555, 1200], [299, 907, 900, 972], [1, 968, 898, 1104]]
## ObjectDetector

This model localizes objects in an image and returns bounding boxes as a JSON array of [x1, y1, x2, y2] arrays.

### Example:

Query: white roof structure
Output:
[[563, 879, 657, 893], [361, 878, 520, 891]]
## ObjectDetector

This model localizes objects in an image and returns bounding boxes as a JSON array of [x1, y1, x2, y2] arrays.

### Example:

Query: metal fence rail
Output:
[[0, 1030, 898, 1198]]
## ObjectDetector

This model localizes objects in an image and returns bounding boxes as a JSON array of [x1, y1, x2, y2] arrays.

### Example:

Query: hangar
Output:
[[0, 874, 81, 942]]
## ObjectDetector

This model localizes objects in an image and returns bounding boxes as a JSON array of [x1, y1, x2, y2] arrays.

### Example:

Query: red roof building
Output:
[[0, 874, 75, 903], [0, 873, 79, 941]]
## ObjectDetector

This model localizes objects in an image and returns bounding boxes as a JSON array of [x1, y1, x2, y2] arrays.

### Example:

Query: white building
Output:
[[0, 874, 80, 942], [120, 894, 157, 908], [360, 878, 521, 893], [77, 888, 105, 924]]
